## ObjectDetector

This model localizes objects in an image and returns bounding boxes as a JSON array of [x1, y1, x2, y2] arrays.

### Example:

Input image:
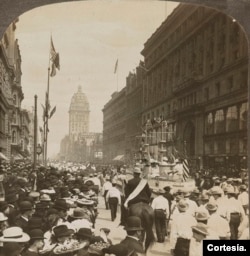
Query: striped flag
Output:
[[182, 159, 190, 181]]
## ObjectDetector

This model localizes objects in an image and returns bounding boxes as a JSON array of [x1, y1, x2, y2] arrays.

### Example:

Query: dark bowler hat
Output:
[[53, 225, 74, 238], [35, 202, 49, 210], [124, 216, 143, 231], [54, 199, 69, 211], [28, 217, 43, 229], [76, 228, 93, 239], [19, 201, 33, 211], [29, 229, 45, 240]]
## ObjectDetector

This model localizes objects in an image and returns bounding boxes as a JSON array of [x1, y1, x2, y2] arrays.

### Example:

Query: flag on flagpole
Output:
[[49, 106, 56, 119], [114, 59, 118, 74], [182, 159, 190, 181], [50, 36, 60, 77]]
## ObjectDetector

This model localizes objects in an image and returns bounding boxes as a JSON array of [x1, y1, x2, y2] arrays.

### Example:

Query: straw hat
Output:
[[0, 227, 30, 242], [192, 223, 209, 236]]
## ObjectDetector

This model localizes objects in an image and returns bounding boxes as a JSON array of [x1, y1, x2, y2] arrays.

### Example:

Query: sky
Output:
[[15, 0, 179, 158]]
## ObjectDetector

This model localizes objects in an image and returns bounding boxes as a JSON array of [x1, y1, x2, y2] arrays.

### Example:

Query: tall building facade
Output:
[[102, 4, 248, 171], [59, 86, 102, 163], [102, 89, 127, 163], [140, 4, 248, 170], [0, 20, 31, 162]]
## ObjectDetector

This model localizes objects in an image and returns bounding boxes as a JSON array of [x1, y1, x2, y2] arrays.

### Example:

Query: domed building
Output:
[[69, 86, 90, 141], [59, 86, 103, 163]]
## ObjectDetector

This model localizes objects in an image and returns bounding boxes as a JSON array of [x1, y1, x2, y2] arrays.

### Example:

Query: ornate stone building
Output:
[[0, 20, 30, 161], [140, 4, 248, 169]]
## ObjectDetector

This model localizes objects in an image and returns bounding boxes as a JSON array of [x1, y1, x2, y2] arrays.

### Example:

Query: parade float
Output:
[[125, 158, 196, 194]]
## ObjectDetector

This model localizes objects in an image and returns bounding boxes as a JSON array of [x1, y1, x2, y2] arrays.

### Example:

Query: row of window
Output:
[[205, 102, 247, 134], [205, 137, 247, 155]]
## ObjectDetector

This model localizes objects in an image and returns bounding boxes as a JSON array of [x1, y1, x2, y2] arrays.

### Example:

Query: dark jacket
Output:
[[125, 177, 151, 207], [120, 236, 145, 255]]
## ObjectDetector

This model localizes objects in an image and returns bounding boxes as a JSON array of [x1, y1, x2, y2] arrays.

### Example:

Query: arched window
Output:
[[226, 106, 237, 131], [205, 113, 213, 134], [214, 109, 225, 134], [239, 102, 247, 130]]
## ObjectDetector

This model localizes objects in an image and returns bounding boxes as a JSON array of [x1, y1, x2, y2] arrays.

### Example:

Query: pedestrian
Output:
[[120, 216, 146, 256], [124, 167, 151, 209], [101, 176, 112, 210], [14, 201, 34, 233], [189, 223, 209, 256], [106, 180, 121, 221], [169, 200, 196, 256], [225, 187, 245, 239], [238, 185, 248, 214], [151, 188, 169, 242], [22, 229, 45, 256], [206, 202, 230, 240]]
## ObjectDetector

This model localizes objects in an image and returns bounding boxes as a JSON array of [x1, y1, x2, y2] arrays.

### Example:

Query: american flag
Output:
[[182, 159, 190, 181], [50, 36, 60, 77]]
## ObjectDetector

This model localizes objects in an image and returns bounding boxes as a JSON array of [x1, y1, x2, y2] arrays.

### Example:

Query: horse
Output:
[[128, 202, 155, 252]]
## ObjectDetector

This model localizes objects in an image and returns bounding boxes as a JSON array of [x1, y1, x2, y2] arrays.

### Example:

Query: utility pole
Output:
[[33, 95, 38, 169]]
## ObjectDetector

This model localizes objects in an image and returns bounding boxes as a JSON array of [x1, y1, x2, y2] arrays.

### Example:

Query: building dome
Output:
[[69, 86, 89, 112]]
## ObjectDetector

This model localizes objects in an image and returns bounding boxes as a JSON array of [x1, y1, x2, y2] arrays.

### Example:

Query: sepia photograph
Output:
[[0, 0, 249, 255]]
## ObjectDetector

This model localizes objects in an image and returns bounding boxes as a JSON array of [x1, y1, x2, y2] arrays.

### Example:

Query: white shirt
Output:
[[238, 191, 249, 206], [151, 195, 170, 217], [225, 197, 245, 221], [189, 237, 203, 256], [92, 177, 101, 187], [184, 198, 198, 216], [106, 186, 121, 204], [102, 181, 112, 195], [207, 213, 230, 238], [170, 212, 197, 249]]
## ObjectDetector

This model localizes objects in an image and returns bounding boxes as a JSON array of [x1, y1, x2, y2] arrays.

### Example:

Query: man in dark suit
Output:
[[124, 167, 151, 208], [120, 216, 146, 256], [14, 200, 34, 233]]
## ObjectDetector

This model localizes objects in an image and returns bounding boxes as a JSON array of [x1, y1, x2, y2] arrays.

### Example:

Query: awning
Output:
[[13, 154, 24, 160], [0, 152, 9, 161], [113, 155, 124, 161]]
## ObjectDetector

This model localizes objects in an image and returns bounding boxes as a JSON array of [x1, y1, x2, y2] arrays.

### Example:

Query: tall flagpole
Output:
[[44, 41, 51, 167]]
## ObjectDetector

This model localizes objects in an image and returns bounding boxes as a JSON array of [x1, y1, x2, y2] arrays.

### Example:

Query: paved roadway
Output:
[[94, 195, 171, 256]]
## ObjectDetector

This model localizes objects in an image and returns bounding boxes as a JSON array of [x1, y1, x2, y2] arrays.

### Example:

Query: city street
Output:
[[95, 195, 171, 256]]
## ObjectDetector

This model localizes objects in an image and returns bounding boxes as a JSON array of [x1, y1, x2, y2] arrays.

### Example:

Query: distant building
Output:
[[59, 86, 102, 163]]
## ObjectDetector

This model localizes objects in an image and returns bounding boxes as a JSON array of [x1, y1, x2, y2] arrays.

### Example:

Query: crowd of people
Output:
[[0, 159, 249, 256]]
